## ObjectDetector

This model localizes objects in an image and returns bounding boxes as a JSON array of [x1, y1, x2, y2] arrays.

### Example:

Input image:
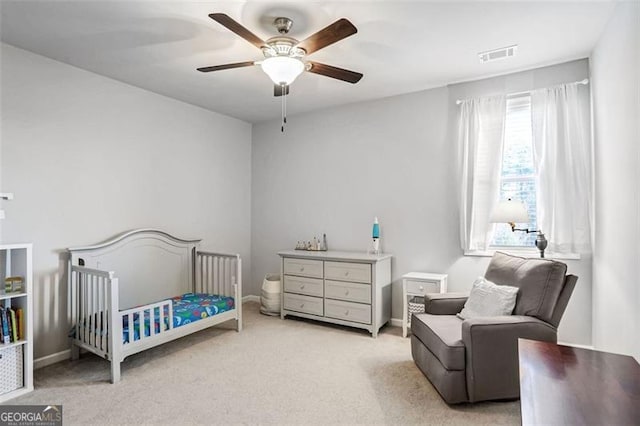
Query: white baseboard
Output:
[[390, 318, 402, 327], [558, 341, 594, 350], [242, 295, 260, 303], [34, 349, 71, 370]]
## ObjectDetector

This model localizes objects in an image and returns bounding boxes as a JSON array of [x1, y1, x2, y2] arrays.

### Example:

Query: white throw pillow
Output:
[[457, 277, 519, 320]]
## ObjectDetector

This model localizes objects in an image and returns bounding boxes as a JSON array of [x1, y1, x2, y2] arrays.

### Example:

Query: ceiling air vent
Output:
[[478, 45, 518, 63]]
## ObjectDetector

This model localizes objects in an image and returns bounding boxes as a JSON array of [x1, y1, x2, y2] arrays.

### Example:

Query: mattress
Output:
[[122, 293, 234, 344]]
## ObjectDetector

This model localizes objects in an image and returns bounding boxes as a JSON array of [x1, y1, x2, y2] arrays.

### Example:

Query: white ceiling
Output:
[[1, 1, 617, 123]]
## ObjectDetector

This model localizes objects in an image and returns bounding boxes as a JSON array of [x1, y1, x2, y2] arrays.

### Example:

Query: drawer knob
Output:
[[345, 290, 350, 295], [345, 310, 349, 316], [300, 284, 305, 289], [419, 286, 424, 291], [345, 271, 350, 276], [300, 303, 305, 308], [300, 267, 305, 272]]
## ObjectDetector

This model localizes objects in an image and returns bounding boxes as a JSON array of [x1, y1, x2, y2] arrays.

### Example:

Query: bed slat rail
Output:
[[196, 251, 239, 298], [69, 265, 118, 360], [196, 251, 242, 331], [119, 300, 174, 346]]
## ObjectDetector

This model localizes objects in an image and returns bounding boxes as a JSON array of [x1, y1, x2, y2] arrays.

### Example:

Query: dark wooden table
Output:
[[518, 338, 640, 425]]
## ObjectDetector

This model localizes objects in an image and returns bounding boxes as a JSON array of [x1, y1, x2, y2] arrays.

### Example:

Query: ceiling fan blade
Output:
[[295, 18, 357, 55], [197, 61, 255, 72], [209, 13, 265, 49], [274, 85, 290, 97], [307, 61, 363, 84]]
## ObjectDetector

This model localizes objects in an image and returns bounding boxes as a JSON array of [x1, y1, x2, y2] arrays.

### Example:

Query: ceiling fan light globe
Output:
[[261, 56, 304, 85]]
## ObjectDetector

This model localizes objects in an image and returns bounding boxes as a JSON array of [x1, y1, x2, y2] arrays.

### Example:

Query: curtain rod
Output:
[[455, 78, 589, 105]]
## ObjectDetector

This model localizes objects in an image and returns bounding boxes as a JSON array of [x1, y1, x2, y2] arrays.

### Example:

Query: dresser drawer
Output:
[[406, 279, 442, 295], [324, 261, 371, 284], [283, 293, 323, 316], [283, 258, 323, 279], [284, 276, 324, 297], [325, 280, 371, 304], [325, 299, 371, 324]]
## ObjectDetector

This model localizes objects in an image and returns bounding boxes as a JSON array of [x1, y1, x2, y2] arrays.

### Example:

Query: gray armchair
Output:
[[411, 252, 577, 404]]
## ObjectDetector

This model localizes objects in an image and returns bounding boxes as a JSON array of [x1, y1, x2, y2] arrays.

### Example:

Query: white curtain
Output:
[[458, 96, 506, 251], [531, 82, 592, 253]]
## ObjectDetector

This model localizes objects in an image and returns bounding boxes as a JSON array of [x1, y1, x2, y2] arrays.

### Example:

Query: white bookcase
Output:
[[0, 243, 33, 402]]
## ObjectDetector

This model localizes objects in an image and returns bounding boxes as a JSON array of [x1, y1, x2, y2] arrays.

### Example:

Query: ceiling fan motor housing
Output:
[[274, 17, 293, 34], [263, 36, 305, 58]]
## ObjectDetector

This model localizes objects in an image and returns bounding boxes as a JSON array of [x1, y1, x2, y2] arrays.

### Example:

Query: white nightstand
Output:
[[402, 272, 448, 338]]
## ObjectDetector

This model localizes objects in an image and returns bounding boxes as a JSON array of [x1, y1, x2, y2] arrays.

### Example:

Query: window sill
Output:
[[464, 248, 581, 261]]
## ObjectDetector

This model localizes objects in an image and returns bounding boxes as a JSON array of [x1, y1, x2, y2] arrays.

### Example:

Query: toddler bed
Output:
[[67, 229, 242, 383]]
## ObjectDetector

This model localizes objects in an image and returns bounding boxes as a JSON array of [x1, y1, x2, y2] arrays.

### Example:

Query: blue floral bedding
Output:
[[122, 293, 234, 343]]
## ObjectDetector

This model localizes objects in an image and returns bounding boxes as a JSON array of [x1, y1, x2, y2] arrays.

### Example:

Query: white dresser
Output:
[[278, 250, 392, 338]]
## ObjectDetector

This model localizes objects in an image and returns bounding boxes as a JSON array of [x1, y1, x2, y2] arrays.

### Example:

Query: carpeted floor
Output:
[[7, 302, 520, 425]]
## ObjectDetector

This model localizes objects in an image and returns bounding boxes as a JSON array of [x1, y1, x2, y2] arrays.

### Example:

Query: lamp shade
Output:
[[260, 56, 304, 85], [490, 199, 529, 223]]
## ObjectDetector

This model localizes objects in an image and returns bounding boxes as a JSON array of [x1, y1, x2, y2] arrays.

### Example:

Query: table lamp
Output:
[[490, 198, 548, 258]]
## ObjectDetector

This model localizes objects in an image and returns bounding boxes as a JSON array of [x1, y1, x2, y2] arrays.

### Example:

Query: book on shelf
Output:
[[9, 308, 18, 342], [0, 307, 21, 344], [16, 308, 24, 341], [0, 307, 10, 344]]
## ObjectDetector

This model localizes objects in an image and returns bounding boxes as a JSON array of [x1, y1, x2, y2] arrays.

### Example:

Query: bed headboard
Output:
[[68, 229, 201, 310]]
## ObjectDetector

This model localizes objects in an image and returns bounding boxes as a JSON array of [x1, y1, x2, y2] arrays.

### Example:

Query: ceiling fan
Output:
[[197, 13, 363, 97]]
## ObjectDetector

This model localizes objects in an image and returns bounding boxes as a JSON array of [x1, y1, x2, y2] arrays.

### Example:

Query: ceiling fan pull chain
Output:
[[281, 83, 286, 132]]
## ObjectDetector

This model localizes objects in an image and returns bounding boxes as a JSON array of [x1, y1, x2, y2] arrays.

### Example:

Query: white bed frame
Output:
[[67, 229, 242, 383]]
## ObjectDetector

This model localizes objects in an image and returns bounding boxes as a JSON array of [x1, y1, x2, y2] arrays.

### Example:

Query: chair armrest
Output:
[[424, 292, 469, 315], [461, 316, 557, 402]]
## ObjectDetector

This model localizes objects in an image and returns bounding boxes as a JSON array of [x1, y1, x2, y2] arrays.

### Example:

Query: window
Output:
[[491, 95, 538, 247], [459, 82, 591, 255]]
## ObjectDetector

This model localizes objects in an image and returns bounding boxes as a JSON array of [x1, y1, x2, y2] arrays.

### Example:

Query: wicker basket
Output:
[[408, 296, 425, 325], [0, 345, 23, 395]]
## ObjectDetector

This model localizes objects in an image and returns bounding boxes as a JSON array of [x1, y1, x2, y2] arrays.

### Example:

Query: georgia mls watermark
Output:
[[0, 405, 62, 426]]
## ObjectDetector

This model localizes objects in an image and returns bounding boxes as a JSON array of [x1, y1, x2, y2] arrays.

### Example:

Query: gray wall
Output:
[[0, 43, 252, 359], [591, 2, 640, 361], [251, 59, 592, 345], [251, 85, 457, 327]]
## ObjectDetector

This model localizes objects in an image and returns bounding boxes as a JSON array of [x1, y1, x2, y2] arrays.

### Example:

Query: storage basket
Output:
[[407, 296, 425, 325], [260, 273, 281, 316], [0, 345, 24, 395]]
